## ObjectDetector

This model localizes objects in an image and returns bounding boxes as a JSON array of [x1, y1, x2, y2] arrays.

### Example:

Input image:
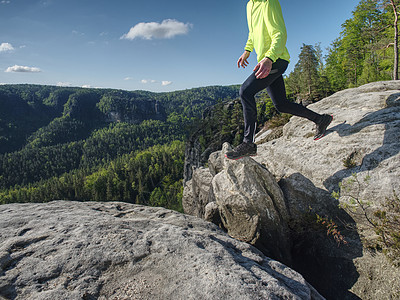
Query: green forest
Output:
[[0, 84, 239, 210], [286, 0, 400, 101], [1, 0, 399, 211]]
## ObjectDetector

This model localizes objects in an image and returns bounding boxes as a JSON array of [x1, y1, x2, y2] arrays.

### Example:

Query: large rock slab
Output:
[[0, 201, 323, 300], [253, 81, 400, 299], [255, 81, 400, 216]]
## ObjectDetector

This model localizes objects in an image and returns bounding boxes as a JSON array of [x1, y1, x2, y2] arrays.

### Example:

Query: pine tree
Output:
[[294, 44, 320, 101], [376, 0, 400, 79]]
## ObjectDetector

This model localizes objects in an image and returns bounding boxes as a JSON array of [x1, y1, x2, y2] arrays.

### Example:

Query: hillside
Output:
[[0, 84, 239, 153], [0, 84, 239, 207]]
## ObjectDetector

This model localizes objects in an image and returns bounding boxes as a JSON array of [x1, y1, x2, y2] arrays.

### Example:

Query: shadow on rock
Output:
[[324, 95, 400, 193], [278, 172, 363, 300], [208, 235, 324, 300]]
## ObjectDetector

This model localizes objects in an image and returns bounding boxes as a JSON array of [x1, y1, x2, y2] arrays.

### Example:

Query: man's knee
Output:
[[239, 85, 246, 99], [274, 101, 294, 114], [239, 84, 252, 101], [274, 103, 285, 113]]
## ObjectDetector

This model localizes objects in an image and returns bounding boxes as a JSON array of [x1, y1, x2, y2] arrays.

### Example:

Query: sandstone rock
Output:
[[103, 99, 167, 124], [204, 201, 219, 223], [255, 81, 400, 215], [183, 142, 292, 265], [182, 167, 214, 218], [210, 143, 291, 265], [0, 201, 323, 300], [252, 81, 400, 299], [208, 150, 224, 177], [254, 127, 284, 145], [182, 81, 400, 299]]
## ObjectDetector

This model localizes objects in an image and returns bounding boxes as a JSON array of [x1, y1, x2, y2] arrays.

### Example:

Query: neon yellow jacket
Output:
[[245, 0, 290, 63]]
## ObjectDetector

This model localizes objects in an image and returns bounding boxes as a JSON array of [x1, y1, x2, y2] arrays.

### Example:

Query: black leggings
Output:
[[239, 59, 321, 143]]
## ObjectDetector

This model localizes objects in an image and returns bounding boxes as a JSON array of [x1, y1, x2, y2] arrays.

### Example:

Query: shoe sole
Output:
[[314, 115, 333, 141]]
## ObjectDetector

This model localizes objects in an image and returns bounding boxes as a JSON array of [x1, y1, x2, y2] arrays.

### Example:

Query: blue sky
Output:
[[0, 0, 360, 92]]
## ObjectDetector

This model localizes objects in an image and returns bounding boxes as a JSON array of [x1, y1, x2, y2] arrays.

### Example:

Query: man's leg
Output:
[[266, 76, 333, 139], [266, 75, 320, 122], [226, 64, 285, 160], [240, 68, 285, 143], [240, 73, 265, 143]]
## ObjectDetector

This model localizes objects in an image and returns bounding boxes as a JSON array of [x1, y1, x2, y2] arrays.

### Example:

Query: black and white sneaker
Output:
[[225, 142, 257, 160], [314, 114, 333, 140]]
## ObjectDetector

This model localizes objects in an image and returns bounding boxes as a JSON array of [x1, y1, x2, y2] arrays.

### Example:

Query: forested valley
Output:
[[1, 0, 399, 212], [0, 84, 239, 210]]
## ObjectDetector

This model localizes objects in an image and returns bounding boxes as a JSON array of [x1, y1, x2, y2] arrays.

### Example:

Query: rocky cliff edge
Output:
[[183, 81, 400, 299], [0, 201, 323, 300]]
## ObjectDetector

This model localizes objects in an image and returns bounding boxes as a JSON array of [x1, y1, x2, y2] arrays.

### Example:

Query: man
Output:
[[226, 0, 332, 160]]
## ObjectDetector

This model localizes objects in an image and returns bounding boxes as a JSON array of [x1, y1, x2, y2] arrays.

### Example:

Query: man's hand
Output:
[[254, 57, 273, 79], [237, 51, 251, 68]]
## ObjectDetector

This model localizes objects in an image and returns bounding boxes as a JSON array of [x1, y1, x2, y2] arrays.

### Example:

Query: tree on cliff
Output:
[[286, 44, 322, 101], [376, 0, 400, 80], [324, 0, 394, 88]]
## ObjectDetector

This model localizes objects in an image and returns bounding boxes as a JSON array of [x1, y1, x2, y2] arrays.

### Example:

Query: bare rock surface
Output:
[[183, 143, 292, 265], [182, 167, 213, 219], [253, 81, 400, 297], [253, 81, 400, 299], [0, 201, 323, 300], [182, 81, 400, 299], [255, 81, 400, 216]]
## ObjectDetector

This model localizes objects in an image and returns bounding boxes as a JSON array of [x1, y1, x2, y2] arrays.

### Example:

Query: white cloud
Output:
[[141, 79, 157, 84], [5, 65, 41, 73], [124, 77, 133, 81], [121, 19, 192, 40], [82, 85, 92, 88], [162, 81, 172, 86], [141, 79, 172, 86], [1, 1, 11, 4], [0, 42, 14, 53]]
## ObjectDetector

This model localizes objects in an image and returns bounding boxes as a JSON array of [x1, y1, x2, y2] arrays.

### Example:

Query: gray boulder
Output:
[[209, 143, 291, 265], [182, 167, 214, 219], [183, 143, 292, 265], [0, 201, 323, 300]]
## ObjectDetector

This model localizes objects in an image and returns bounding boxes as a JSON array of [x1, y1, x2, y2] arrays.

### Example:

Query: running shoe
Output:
[[225, 142, 257, 160], [314, 114, 333, 140]]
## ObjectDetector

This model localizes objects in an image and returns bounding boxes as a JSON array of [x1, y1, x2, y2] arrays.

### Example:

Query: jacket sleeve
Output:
[[245, 34, 253, 52], [264, 0, 287, 62], [244, 1, 253, 52]]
